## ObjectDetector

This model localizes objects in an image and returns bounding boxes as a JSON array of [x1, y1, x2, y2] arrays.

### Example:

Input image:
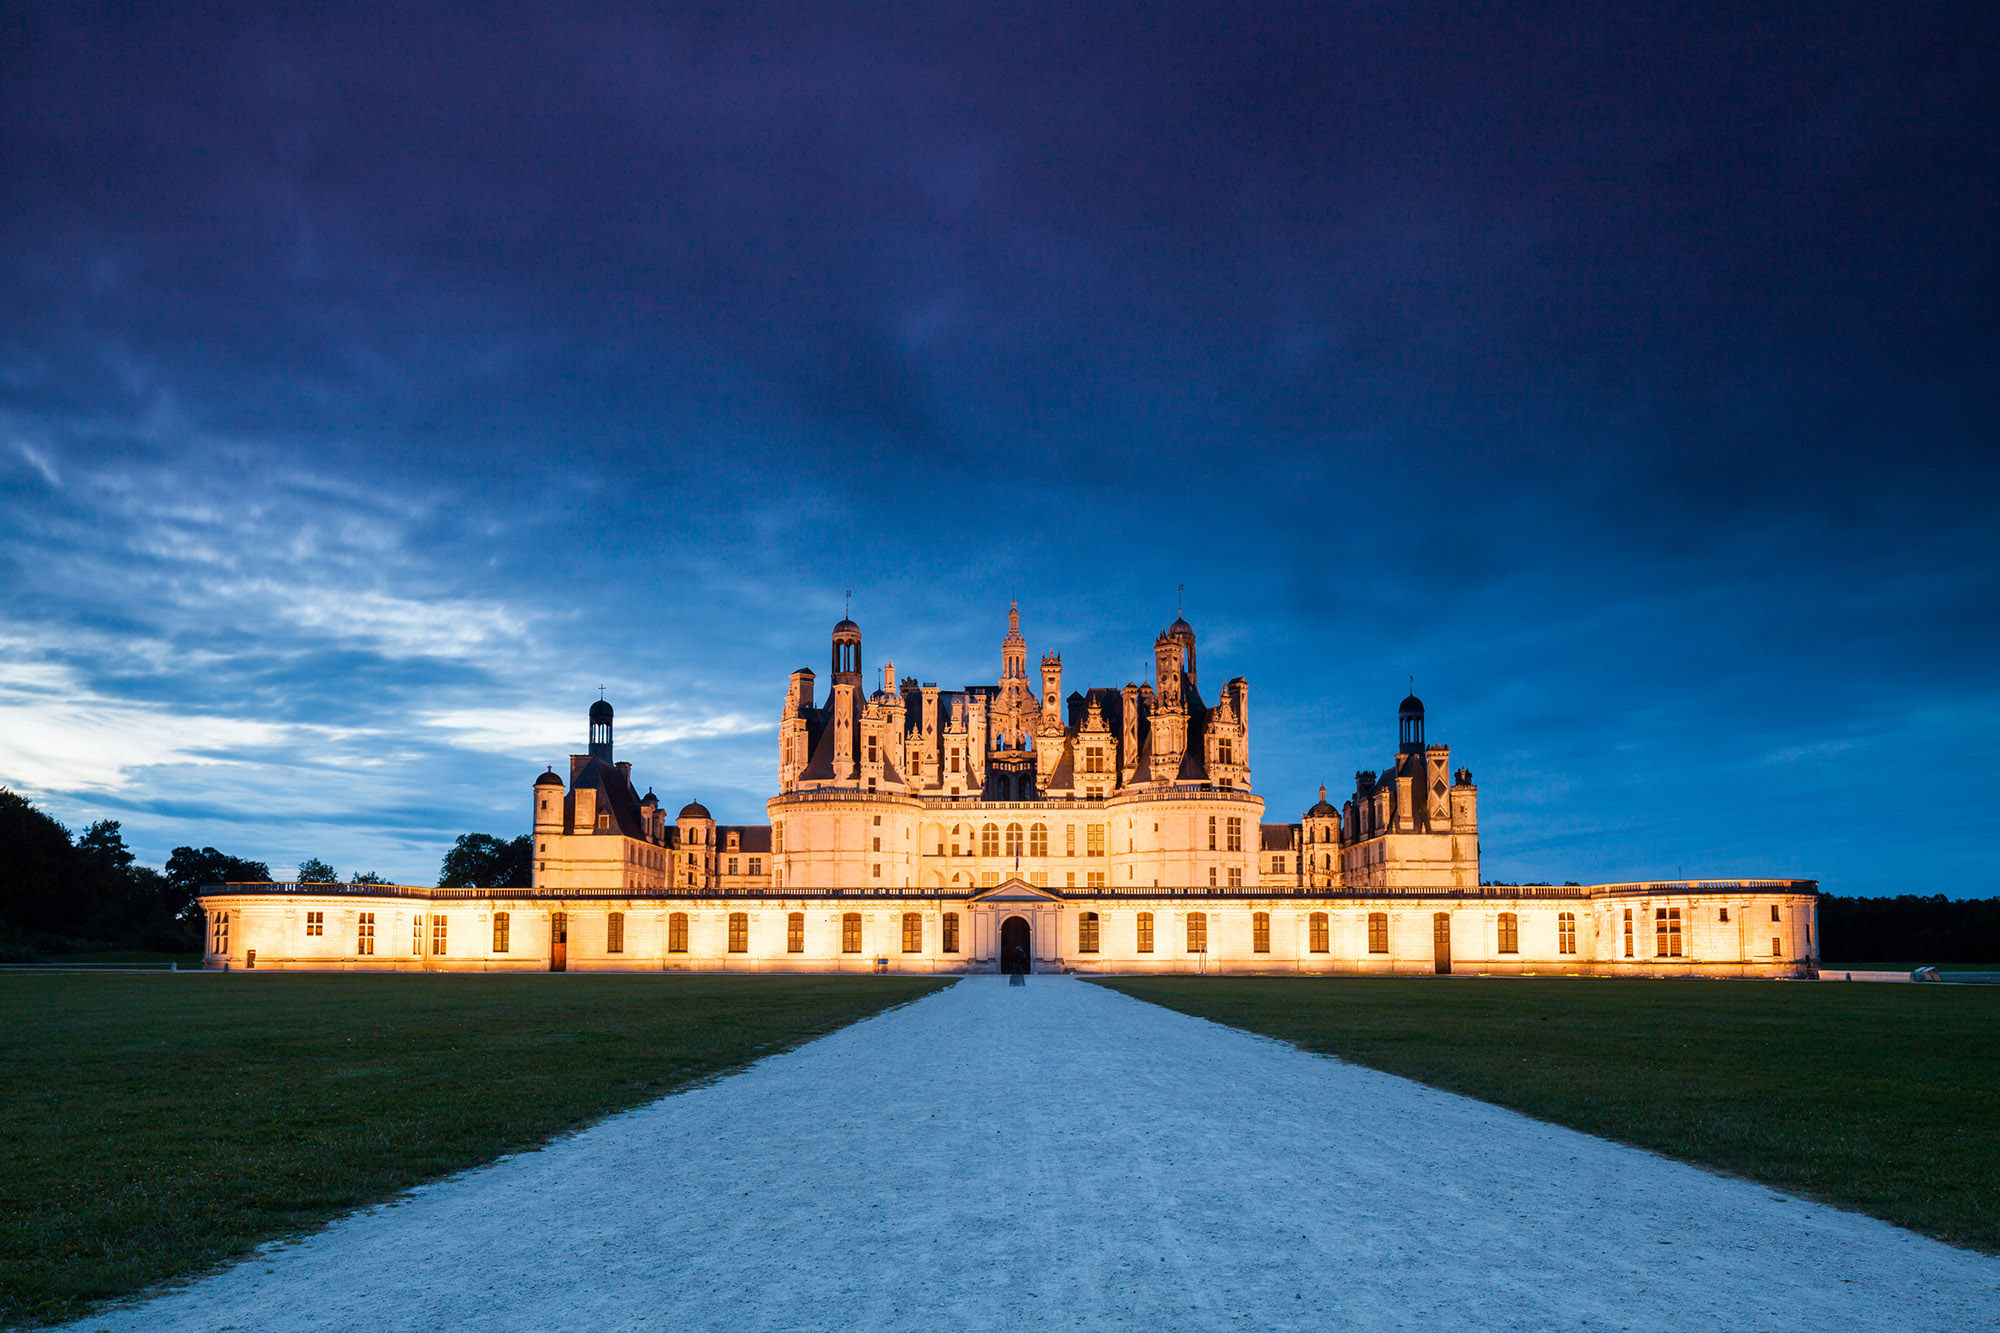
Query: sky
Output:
[[1, 2, 1995, 894]]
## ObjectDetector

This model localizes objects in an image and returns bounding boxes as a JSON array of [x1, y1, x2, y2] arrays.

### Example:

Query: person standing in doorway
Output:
[[1009, 943, 1028, 985]]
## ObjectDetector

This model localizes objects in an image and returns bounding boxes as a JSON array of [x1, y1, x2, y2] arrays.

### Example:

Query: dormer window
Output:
[[596, 814, 609, 830]]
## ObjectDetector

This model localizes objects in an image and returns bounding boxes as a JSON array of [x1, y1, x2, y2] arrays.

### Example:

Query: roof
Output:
[[1400, 692, 1425, 716], [590, 698, 614, 721], [1260, 823, 1298, 851], [535, 769, 565, 787], [719, 825, 773, 854], [679, 800, 712, 820], [834, 617, 859, 633]]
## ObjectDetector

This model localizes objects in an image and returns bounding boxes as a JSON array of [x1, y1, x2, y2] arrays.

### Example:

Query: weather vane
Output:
[[845, 589, 852, 617], [1177, 583, 1184, 615]]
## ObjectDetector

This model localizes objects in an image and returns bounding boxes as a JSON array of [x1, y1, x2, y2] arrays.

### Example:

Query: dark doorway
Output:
[[1000, 915, 1031, 974], [550, 911, 568, 973], [1433, 912, 1451, 975]]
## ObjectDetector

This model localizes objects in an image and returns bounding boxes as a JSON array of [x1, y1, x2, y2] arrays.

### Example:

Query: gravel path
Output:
[[72, 976, 2000, 1331]]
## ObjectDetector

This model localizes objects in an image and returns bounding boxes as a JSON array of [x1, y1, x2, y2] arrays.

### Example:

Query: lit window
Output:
[[412, 914, 422, 955], [1497, 912, 1518, 954], [668, 912, 689, 953], [1623, 908, 1634, 958], [873, 864, 881, 878], [902, 912, 922, 953], [1772, 936, 1782, 956], [1227, 867, 1242, 888], [1309, 912, 1329, 953], [1029, 823, 1049, 856], [1209, 867, 1217, 887], [1656, 907, 1682, 958], [1137, 912, 1154, 953], [728, 912, 749, 953], [1005, 823, 1024, 857], [1085, 745, 1105, 773], [942, 912, 960, 953], [1252, 911, 1270, 953], [492, 911, 511, 953], [982, 872, 1000, 887], [357, 912, 374, 956], [1086, 871, 1105, 888], [606, 911, 624, 954], [981, 824, 1000, 857], [842, 913, 862, 954], [1226, 816, 1242, 852], [1208, 816, 1217, 851], [211, 911, 230, 954], [1078, 912, 1100, 953], [1558, 912, 1576, 954], [1187, 912, 1208, 953], [305, 911, 323, 937], [1030, 871, 1048, 887], [1086, 825, 1104, 857], [1066, 825, 1076, 856], [431, 915, 448, 955], [1368, 912, 1388, 954], [788, 912, 804, 952]]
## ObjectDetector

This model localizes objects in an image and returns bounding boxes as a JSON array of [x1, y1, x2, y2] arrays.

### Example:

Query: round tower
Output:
[[831, 617, 862, 685], [589, 697, 614, 761], [1398, 691, 1425, 754]]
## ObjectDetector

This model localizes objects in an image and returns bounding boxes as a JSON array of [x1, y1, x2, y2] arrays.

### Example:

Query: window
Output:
[[1252, 912, 1270, 953], [1772, 936, 1782, 956], [901, 912, 922, 953], [1086, 871, 1105, 888], [1078, 912, 1100, 953], [1209, 867, 1218, 888], [728, 857, 739, 875], [493, 911, 511, 953], [1656, 907, 1682, 958], [1227, 866, 1242, 888], [981, 872, 1000, 887], [1086, 824, 1104, 857], [1208, 816, 1217, 851], [1005, 823, 1024, 857], [607, 911, 624, 954], [728, 912, 749, 953], [597, 813, 609, 829], [1187, 912, 1208, 953], [1497, 912, 1518, 954], [357, 912, 375, 955], [412, 914, 423, 955], [872, 838, 880, 852], [1368, 912, 1388, 954], [950, 749, 961, 772], [1137, 912, 1154, 953], [1310, 912, 1329, 953], [867, 735, 877, 764], [305, 910, 323, 937], [1718, 906, 1729, 922], [1030, 871, 1048, 887], [873, 864, 881, 878], [1558, 912, 1576, 954], [774, 826, 784, 854], [787, 912, 805, 952], [1771, 904, 1781, 922], [1226, 817, 1242, 852], [981, 824, 1000, 857], [1085, 745, 1105, 773], [1218, 737, 1233, 766], [942, 912, 960, 953], [749, 856, 762, 875], [1029, 823, 1048, 856], [1087, 786, 1103, 800], [431, 915, 448, 955], [211, 911, 230, 954], [1066, 824, 1076, 856], [843, 913, 862, 953], [1623, 908, 1634, 958], [1272, 856, 1285, 874], [668, 912, 689, 953]]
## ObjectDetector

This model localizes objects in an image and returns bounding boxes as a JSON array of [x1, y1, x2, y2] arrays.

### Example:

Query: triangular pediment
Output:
[[968, 877, 1064, 903]]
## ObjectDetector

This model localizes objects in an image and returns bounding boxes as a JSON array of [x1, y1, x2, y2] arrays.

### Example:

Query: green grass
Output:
[[0, 973, 947, 1327], [1094, 976, 2000, 1253]]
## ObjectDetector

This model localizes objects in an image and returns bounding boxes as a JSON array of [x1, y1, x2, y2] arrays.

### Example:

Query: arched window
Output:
[[1136, 911, 1154, 953], [1252, 911, 1271, 953], [1497, 912, 1518, 954], [942, 912, 960, 953], [1367, 912, 1389, 954], [727, 912, 749, 953], [902, 912, 922, 953], [980, 823, 1000, 857], [668, 912, 688, 953], [1309, 911, 1329, 953], [1029, 823, 1048, 857], [1005, 823, 1024, 858], [842, 912, 862, 954], [1186, 912, 1208, 953], [1078, 912, 1100, 953], [491, 911, 510, 953], [787, 911, 805, 953], [606, 911, 624, 954], [1557, 912, 1576, 954]]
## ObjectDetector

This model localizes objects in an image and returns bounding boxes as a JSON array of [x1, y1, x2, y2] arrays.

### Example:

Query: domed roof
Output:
[[589, 698, 614, 722], [640, 789, 658, 807], [1168, 616, 1194, 637], [833, 617, 860, 634], [1306, 784, 1338, 818], [1399, 692, 1425, 717], [678, 800, 712, 820], [534, 768, 565, 787]]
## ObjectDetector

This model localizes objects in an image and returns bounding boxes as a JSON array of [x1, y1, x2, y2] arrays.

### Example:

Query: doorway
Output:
[[550, 911, 568, 972], [1433, 912, 1451, 975], [1000, 915, 1031, 974]]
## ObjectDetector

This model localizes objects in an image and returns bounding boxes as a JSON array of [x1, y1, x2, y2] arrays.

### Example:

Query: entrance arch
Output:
[[1000, 915, 1031, 974]]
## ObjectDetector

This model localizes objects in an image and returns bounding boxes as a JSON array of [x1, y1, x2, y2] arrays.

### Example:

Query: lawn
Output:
[[1093, 976, 2000, 1253], [0, 972, 947, 1327]]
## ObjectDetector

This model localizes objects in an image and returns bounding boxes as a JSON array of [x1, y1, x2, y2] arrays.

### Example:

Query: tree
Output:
[[295, 857, 338, 884], [349, 871, 388, 886], [438, 833, 533, 889], [0, 787, 83, 939]]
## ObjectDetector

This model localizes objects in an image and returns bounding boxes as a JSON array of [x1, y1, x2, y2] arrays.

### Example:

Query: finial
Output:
[[1178, 583, 1184, 615], [845, 589, 852, 616], [598, 685, 606, 700]]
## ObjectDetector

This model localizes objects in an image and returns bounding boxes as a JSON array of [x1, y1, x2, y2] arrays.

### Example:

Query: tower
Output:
[[1002, 600, 1026, 681], [831, 617, 862, 685], [1040, 652, 1063, 724], [589, 698, 614, 762], [1398, 691, 1425, 754]]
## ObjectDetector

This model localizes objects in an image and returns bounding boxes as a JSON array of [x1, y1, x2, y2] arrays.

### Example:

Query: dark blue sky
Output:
[[1, 2, 1994, 892]]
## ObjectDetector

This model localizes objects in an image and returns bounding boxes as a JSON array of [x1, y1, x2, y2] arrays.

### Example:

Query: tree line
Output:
[[0, 787, 530, 961], [1818, 894, 2000, 965]]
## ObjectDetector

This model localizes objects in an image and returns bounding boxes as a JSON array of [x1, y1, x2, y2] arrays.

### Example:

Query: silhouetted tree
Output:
[[349, 871, 388, 886], [438, 833, 533, 889], [1819, 894, 2000, 964], [295, 857, 338, 884]]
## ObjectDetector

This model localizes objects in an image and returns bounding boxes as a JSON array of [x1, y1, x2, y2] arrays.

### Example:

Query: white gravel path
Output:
[[72, 976, 2000, 1331]]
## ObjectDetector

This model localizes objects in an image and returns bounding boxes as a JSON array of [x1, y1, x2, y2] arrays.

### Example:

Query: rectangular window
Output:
[[1309, 912, 1329, 953], [1218, 738, 1233, 766], [1186, 912, 1208, 953], [872, 837, 881, 852], [842, 913, 862, 954], [1086, 871, 1106, 888], [942, 912, 960, 953], [492, 911, 511, 953], [1252, 911, 1270, 953], [728, 912, 749, 953], [412, 914, 423, 955], [1208, 816, 1217, 851], [1771, 904, 1781, 922], [950, 749, 961, 772], [728, 857, 739, 875], [431, 915, 448, 956], [1137, 912, 1154, 953], [668, 912, 688, 953], [1497, 912, 1518, 954], [1623, 908, 1634, 957], [1226, 816, 1242, 852], [1086, 824, 1104, 857], [1209, 867, 1218, 888], [1773, 936, 1783, 956], [1066, 872, 1076, 887], [981, 872, 999, 887], [868, 735, 877, 764], [873, 864, 882, 878], [305, 910, 323, 937], [1368, 912, 1388, 954], [902, 913, 922, 953], [1087, 786, 1103, 800], [1558, 912, 1576, 954], [357, 912, 375, 955], [1066, 825, 1076, 856], [1227, 866, 1242, 888], [787, 912, 804, 952], [748, 857, 762, 875], [1657, 907, 1682, 958], [211, 911, 230, 954], [1078, 913, 1100, 953], [1719, 906, 1729, 922], [1272, 856, 1284, 873], [606, 911, 624, 954], [1085, 745, 1105, 773], [774, 826, 784, 854]]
